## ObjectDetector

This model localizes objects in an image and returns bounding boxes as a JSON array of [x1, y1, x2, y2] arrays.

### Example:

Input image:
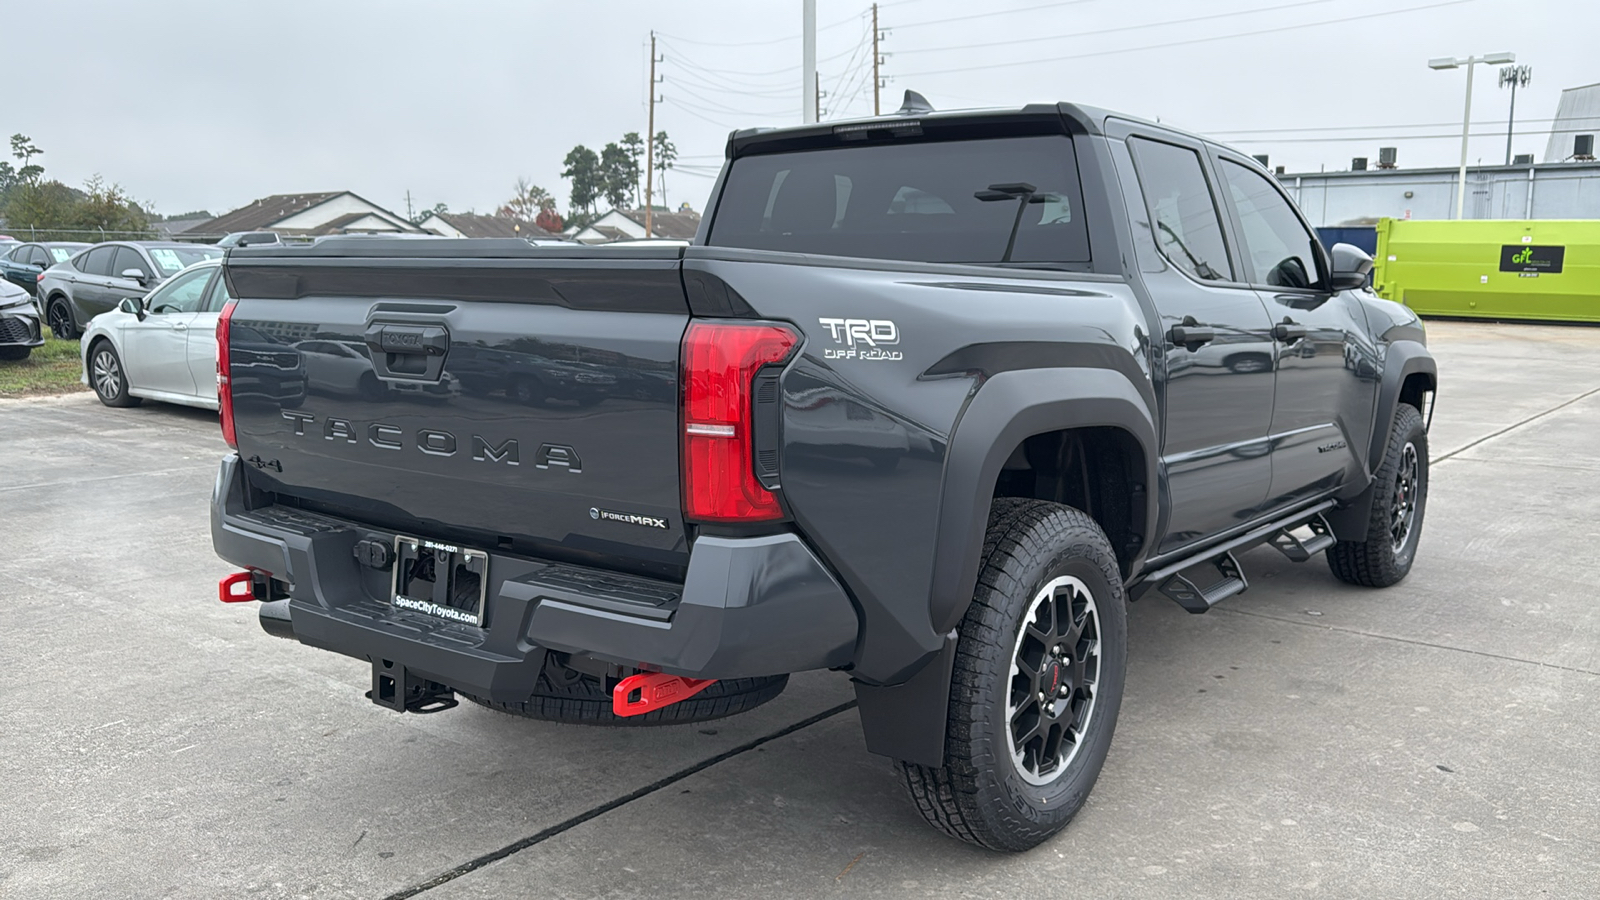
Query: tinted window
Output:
[[4, 245, 25, 262], [80, 246, 116, 276], [202, 267, 233, 312], [708, 136, 1090, 266], [1127, 138, 1232, 282], [1219, 160, 1320, 289], [112, 246, 152, 280], [29, 247, 51, 266], [148, 267, 214, 313], [148, 245, 223, 276]]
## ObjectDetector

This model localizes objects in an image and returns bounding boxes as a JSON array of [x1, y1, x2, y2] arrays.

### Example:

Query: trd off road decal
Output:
[[817, 317, 903, 361]]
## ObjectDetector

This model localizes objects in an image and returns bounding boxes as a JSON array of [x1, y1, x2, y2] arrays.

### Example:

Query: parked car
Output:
[[40, 241, 224, 339], [79, 258, 230, 408], [0, 241, 91, 295], [0, 278, 44, 360], [215, 231, 283, 248]]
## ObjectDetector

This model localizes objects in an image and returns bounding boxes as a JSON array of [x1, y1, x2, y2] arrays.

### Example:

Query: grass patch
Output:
[[0, 334, 87, 397]]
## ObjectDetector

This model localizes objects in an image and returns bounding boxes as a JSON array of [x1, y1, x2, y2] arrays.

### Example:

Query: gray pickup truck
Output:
[[212, 94, 1435, 851]]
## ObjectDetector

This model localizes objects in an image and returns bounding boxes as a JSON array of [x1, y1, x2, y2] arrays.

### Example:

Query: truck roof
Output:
[[725, 93, 1212, 158]]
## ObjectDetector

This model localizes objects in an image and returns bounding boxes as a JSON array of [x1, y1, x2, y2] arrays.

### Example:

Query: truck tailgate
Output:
[[223, 241, 690, 574]]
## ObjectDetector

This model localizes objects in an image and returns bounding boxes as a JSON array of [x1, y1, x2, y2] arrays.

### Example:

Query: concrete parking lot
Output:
[[2, 319, 1598, 899]]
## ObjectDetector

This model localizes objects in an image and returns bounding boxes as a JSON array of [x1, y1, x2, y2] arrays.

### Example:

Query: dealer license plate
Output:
[[389, 536, 489, 627]]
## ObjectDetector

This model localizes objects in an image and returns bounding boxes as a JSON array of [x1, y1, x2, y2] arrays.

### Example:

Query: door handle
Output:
[[1273, 320, 1308, 341], [171, 323, 188, 332], [1169, 321, 1216, 347]]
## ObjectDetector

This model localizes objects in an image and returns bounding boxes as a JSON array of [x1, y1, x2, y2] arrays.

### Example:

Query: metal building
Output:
[[1543, 82, 1600, 163], [1282, 161, 1600, 227]]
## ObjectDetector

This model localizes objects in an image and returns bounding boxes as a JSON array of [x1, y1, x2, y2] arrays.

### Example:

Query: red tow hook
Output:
[[612, 672, 716, 717], [218, 571, 256, 603]]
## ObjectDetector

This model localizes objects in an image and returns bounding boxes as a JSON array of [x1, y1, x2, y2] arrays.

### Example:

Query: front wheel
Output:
[[899, 498, 1127, 851], [89, 341, 140, 408], [1327, 403, 1428, 587]]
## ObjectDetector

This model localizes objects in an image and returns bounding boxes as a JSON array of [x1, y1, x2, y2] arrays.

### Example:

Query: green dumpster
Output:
[[1372, 218, 1600, 323]]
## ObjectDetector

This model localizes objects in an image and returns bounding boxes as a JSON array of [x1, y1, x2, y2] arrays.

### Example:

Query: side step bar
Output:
[[1135, 501, 1338, 614]]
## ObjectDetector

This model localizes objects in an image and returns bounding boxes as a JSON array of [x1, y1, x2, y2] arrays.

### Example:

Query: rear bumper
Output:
[[210, 456, 859, 702]]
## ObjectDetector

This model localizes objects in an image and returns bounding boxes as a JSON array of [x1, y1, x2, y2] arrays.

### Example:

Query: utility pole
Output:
[[872, 3, 881, 116], [645, 32, 661, 237], [404, 189, 414, 222], [802, 0, 817, 124], [1429, 52, 1515, 219]]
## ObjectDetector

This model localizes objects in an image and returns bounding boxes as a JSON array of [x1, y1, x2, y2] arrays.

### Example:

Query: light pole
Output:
[[1499, 65, 1533, 165], [1429, 52, 1516, 219]]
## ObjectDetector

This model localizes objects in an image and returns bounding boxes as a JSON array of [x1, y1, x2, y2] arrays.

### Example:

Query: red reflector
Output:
[[681, 321, 798, 523], [219, 571, 255, 603], [216, 298, 238, 449], [612, 672, 717, 717]]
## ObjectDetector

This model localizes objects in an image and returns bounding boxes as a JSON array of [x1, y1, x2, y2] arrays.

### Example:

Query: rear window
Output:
[[707, 135, 1090, 266]]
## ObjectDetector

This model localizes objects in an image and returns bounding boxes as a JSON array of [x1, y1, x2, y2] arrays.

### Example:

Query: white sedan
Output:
[[80, 258, 229, 409]]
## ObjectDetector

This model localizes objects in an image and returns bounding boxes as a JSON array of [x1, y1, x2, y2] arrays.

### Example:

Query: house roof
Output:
[[427, 212, 554, 239], [191, 192, 344, 234], [618, 208, 701, 239], [279, 212, 408, 236]]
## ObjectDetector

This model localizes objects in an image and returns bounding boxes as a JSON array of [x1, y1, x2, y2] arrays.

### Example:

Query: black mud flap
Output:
[[366, 659, 459, 714]]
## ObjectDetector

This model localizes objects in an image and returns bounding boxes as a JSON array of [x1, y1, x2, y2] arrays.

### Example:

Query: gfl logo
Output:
[[1512, 248, 1533, 264]]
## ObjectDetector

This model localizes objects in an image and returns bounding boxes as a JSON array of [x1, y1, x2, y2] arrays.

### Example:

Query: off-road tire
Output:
[[1327, 403, 1428, 587], [88, 340, 140, 408], [460, 669, 789, 726], [899, 498, 1127, 852]]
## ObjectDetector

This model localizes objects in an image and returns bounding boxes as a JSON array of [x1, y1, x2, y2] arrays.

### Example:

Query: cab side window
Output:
[[201, 267, 233, 312], [1127, 138, 1233, 283], [147, 268, 213, 314], [112, 246, 153, 281], [80, 246, 116, 276], [1219, 160, 1322, 290]]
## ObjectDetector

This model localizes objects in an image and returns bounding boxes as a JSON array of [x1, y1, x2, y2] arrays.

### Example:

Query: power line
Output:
[[894, 0, 1482, 79], [893, 0, 1100, 32], [1205, 118, 1562, 136], [1241, 126, 1600, 145], [895, 0, 1341, 56], [653, 7, 868, 48]]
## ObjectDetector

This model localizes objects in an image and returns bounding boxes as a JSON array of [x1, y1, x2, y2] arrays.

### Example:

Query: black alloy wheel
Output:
[[47, 298, 76, 340], [1006, 575, 1102, 785]]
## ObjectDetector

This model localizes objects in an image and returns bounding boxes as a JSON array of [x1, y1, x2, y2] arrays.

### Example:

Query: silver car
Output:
[[79, 258, 230, 409]]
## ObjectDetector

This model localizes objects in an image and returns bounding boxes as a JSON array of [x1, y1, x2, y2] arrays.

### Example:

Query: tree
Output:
[[498, 177, 555, 220], [0, 133, 46, 205], [561, 145, 603, 215], [599, 142, 638, 210], [534, 208, 564, 233], [71, 175, 151, 235], [652, 131, 678, 208], [410, 202, 448, 225], [621, 132, 645, 204]]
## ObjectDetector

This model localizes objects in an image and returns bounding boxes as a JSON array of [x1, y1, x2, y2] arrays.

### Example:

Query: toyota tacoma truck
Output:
[[212, 94, 1435, 851]]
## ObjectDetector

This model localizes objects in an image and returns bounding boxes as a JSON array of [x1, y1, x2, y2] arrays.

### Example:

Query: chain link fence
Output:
[[0, 226, 226, 243]]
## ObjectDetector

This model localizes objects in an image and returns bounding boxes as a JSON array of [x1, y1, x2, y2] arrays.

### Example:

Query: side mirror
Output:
[[1327, 242, 1374, 291], [118, 297, 147, 321], [119, 267, 149, 286]]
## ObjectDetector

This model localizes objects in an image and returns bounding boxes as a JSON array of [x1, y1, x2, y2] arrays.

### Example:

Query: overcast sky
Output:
[[9, 0, 1593, 222]]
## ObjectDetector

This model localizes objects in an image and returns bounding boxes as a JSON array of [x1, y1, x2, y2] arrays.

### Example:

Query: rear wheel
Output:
[[89, 341, 140, 408], [899, 498, 1127, 851], [47, 297, 78, 340], [461, 659, 788, 726], [1327, 404, 1428, 587]]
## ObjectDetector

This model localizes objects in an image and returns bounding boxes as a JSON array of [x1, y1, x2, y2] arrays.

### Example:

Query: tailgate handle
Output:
[[364, 324, 450, 381], [368, 325, 449, 356]]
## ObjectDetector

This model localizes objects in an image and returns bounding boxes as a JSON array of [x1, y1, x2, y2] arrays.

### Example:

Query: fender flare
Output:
[[855, 367, 1158, 767], [929, 366, 1159, 634], [1328, 340, 1436, 539]]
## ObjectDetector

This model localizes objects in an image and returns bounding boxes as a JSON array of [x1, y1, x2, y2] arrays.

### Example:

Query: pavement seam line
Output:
[[1433, 384, 1600, 465], [383, 699, 860, 900], [1213, 606, 1600, 678]]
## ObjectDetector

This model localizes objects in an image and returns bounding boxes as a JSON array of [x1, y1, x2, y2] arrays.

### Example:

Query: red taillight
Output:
[[216, 299, 238, 448], [35, 272, 45, 283], [681, 321, 798, 523]]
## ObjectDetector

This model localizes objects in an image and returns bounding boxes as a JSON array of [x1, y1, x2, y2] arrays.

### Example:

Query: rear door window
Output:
[[1127, 137, 1233, 283], [708, 135, 1090, 266]]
